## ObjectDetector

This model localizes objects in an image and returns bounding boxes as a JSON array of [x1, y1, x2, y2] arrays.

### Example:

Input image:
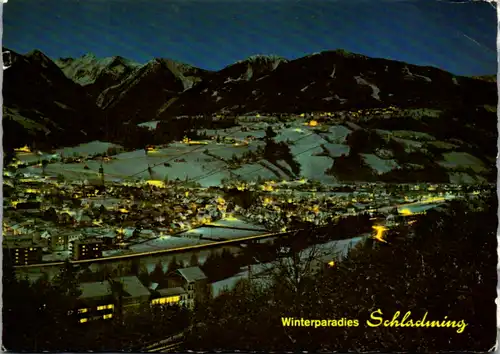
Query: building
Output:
[[74, 281, 115, 324], [72, 238, 103, 260], [167, 266, 209, 309], [50, 233, 69, 251], [74, 276, 150, 323], [3, 239, 43, 266], [114, 276, 151, 310], [151, 287, 188, 307]]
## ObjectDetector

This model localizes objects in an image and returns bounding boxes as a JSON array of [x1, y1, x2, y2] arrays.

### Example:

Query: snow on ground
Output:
[[177, 226, 267, 240], [197, 171, 233, 187], [361, 154, 400, 175], [102, 249, 129, 257], [295, 153, 333, 180], [211, 272, 249, 298], [322, 143, 350, 157], [399, 203, 445, 214], [275, 127, 311, 143], [42, 251, 71, 262], [326, 125, 351, 143], [211, 234, 370, 298], [208, 217, 268, 231], [56, 141, 123, 156], [128, 236, 213, 253], [137, 121, 160, 130], [437, 152, 487, 173], [354, 76, 381, 101], [16, 152, 52, 164], [208, 146, 252, 160], [233, 163, 281, 181], [448, 172, 485, 184], [426, 141, 459, 150], [393, 138, 424, 153], [306, 234, 370, 260], [376, 130, 436, 142]]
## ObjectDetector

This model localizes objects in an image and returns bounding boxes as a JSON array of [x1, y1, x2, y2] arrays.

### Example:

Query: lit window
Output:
[[78, 308, 88, 313], [103, 314, 113, 319], [29, 248, 33, 251], [151, 296, 180, 305], [79, 318, 88, 323], [97, 305, 107, 310], [107, 304, 114, 309]]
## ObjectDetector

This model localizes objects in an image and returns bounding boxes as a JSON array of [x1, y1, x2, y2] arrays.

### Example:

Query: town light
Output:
[[372, 225, 388, 243], [399, 208, 413, 216]]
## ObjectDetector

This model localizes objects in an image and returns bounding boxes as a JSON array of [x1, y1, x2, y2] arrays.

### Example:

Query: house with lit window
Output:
[[166, 266, 209, 309], [73, 276, 151, 323], [72, 238, 103, 260], [50, 233, 69, 251], [3, 239, 43, 266], [74, 280, 115, 324], [114, 276, 151, 309], [150, 286, 188, 307]]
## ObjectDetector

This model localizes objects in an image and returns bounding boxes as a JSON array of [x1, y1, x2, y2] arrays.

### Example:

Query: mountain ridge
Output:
[[3, 47, 497, 184]]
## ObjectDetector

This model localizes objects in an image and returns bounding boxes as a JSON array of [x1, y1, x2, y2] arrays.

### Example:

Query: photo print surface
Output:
[[2, 0, 498, 352]]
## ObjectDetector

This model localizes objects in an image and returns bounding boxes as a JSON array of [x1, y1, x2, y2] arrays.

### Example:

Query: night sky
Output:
[[3, 0, 497, 76]]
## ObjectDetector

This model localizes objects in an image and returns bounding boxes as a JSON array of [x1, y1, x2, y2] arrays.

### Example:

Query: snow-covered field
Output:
[[233, 163, 281, 181], [137, 121, 160, 130], [322, 143, 350, 157], [177, 226, 268, 240], [376, 129, 436, 142], [128, 236, 213, 253], [361, 154, 400, 174], [438, 152, 487, 173], [207, 217, 268, 231], [448, 172, 486, 184]]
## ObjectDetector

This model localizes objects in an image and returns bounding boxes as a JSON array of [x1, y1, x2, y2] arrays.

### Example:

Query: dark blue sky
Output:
[[3, 0, 497, 75]]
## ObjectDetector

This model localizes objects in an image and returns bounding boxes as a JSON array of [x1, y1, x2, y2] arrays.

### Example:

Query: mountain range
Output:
[[2, 47, 497, 183]]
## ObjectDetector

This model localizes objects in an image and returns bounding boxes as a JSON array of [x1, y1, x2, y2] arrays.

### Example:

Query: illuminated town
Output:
[[2, 0, 497, 351]]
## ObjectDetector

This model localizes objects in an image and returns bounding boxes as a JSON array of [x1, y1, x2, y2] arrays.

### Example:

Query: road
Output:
[[14, 229, 293, 269]]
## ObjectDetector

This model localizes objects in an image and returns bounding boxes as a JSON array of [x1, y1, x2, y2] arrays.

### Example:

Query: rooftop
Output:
[[114, 276, 150, 298], [79, 281, 112, 299], [157, 287, 186, 297], [176, 266, 207, 283]]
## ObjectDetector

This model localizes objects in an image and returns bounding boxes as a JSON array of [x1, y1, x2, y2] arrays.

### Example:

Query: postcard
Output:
[[2, 0, 497, 352]]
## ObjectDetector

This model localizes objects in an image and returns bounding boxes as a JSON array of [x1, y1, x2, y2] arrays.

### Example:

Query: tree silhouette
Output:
[[189, 253, 200, 267], [150, 261, 165, 284], [41, 159, 49, 175]]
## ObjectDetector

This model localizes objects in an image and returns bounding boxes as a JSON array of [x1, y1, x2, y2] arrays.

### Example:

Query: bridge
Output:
[[13, 229, 297, 269]]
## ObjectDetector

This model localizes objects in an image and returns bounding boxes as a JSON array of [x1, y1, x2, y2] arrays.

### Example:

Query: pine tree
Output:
[[150, 261, 165, 284], [41, 159, 49, 175], [189, 253, 200, 267], [167, 256, 182, 273]]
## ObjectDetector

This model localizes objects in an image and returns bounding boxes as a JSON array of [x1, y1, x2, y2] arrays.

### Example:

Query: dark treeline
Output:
[[102, 116, 239, 150], [185, 195, 497, 352]]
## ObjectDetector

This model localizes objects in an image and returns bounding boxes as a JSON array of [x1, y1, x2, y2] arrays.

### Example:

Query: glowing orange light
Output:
[[399, 208, 413, 216], [372, 225, 388, 243]]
